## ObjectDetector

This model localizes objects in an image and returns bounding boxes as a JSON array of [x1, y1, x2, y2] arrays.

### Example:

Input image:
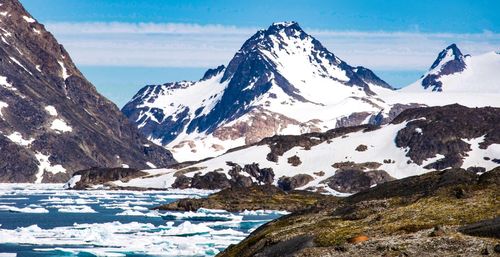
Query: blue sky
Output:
[[20, 0, 500, 107]]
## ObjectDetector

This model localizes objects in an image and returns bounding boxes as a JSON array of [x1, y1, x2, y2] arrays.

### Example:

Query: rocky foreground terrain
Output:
[[216, 168, 500, 257], [155, 185, 336, 212], [0, 0, 175, 182]]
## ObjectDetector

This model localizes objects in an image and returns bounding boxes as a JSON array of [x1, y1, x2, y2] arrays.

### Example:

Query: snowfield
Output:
[[107, 118, 500, 194]]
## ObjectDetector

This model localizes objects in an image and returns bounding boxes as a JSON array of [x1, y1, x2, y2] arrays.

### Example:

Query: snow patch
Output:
[[0, 101, 8, 118], [6, 132, 34, 146], [22, 16, 35, 23], [9, 57, 32, 75], [35, 152, 66, 184], [58, 61, 70, 80], [50, 119, 72, 133], [44, 105, 58, 116], [0, 76, 16, 91], [146, 162, 157, 169]]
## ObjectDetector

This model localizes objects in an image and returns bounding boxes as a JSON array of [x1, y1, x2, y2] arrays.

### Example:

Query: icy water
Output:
[[0, 184, 286, 257]]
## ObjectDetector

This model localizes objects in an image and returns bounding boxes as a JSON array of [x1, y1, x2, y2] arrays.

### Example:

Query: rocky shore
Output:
[[216, 168, 500, 257], [154, 185, 337, 212]]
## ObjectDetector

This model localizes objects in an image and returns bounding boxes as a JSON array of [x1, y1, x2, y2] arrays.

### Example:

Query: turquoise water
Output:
[[0, 184, 285, 257]]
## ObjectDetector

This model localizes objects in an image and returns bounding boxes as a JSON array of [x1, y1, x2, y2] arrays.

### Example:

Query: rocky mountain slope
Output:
[[123, 26, 500, 163], [403, 43, 500, 92], [122, 22, 406, 162], [68, 104, 500, 194], [217, 168, 500, 257], [0, 0, 176, 183]]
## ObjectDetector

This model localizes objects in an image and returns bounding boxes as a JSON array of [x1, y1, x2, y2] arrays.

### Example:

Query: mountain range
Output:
[[123, 22, 500, 162]]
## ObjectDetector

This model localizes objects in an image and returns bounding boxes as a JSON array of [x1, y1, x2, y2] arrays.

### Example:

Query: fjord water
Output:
[[0, 184, 285, 256]]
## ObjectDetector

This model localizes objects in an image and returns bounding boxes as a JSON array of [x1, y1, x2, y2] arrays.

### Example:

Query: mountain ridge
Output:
[[0, 0, 176, 183], [123, 21, 399, 162]]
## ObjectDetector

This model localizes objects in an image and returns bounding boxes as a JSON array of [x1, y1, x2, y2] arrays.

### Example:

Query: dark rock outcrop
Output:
[[170, 162, 274, 190], [154, 184, 336, 212], [392, 104, 500, 169], [68, 167, 147, 190], [324, 169, 394, 193], [458, 217, 500, 239], [278, 174, 314, 191], [191, 171, 233, 190], [0, 0, 176, 182]]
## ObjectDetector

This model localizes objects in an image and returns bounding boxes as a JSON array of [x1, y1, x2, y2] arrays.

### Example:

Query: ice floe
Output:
[[0, 184, 284, 256], [56, 205, 97, 213], [0, 205, 49, 213]]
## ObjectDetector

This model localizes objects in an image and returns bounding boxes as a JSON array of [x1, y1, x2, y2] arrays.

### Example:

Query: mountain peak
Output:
[[430, 43, 464, 70], [263, 21, 306, 39], [267, 21, 301, 32], [417, 43, 467, 91]]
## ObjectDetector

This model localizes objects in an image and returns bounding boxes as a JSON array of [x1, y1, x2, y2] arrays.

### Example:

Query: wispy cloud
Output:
[[46, 22, 500, 70]]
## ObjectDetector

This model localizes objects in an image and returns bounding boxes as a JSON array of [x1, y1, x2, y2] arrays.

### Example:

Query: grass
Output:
[[219, 182, 499, 257]]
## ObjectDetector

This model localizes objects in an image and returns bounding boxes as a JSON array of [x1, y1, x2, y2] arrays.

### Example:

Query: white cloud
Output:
[[45, 22, 500, 70]]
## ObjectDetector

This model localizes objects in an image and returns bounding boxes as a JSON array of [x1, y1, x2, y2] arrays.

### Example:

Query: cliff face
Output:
[[0, 0, 176, 182]]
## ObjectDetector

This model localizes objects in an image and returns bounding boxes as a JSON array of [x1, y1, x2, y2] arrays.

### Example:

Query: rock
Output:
[[287, 155, 302, 166], [325, 169, 394, 193], [332, 161, 382, 170], [190, 171, 232, 190], [466, 166, 486, 174], [314, 171, 325, 176], [494, 244, 500, 253], [68, 168, 147, 189], [458, 217, 500, 239], [172, 175, 191, 189], [277, 174, 314, 191], [478, 167, 500, 185], [347, 235, 369, 244], [429, 225, 446, 237], [336, 112, 371, 128], [355, 144, 368, 152], [243, 163, 274, 185]]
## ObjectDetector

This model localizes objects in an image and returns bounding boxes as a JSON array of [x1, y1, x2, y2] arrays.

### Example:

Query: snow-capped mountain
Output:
[[123, 22, 399, 162], [0, 0, 175, 183], [72, 105, 500, 194], [403, 44, 500, 92]]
